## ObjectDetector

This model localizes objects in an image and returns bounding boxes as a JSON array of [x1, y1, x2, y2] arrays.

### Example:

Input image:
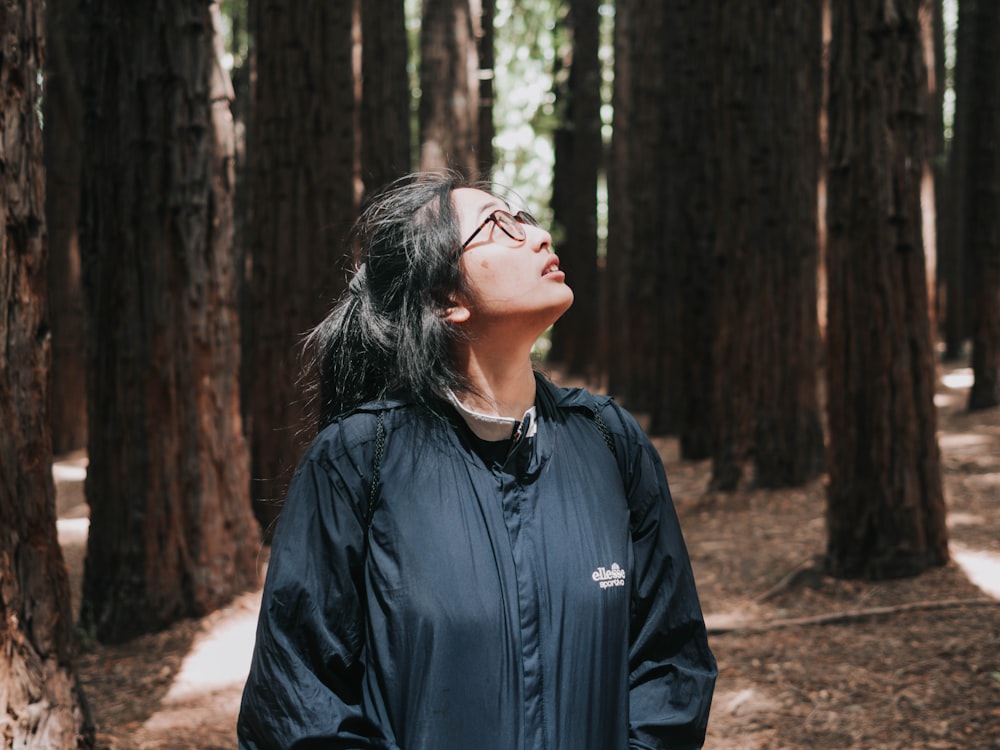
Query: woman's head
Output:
[[306, 171, 572, 429]]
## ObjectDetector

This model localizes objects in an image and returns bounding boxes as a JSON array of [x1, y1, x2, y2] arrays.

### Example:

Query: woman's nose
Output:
[[527, 224, 553, 253]]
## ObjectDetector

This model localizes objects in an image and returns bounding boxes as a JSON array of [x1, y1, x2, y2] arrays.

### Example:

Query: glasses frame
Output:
[[460, 209, 540, 252]]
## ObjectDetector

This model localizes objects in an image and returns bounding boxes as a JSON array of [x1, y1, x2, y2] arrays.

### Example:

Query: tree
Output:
[[0, 0, 93, 742], [44, 0, 88, 455], [549, 0, 602, 380], [825, 0, 948, 579], [607, 0, 680, 432], [80, 0, 259, 642], [941, 0, 973, 360], [477, 0, 496, 180], [964, 0, 1000, 410], [419, 0, 480, 176], [244, 0, 359, 532], [361, 0, 412, 200], [711, 2, 825, 489]]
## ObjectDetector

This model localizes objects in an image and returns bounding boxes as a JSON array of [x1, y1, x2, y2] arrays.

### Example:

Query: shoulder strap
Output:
[[365, 411, 385, 531], [592, 406, 618, 460]]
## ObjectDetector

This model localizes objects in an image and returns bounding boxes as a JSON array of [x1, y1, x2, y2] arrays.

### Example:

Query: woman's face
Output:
[[450, 188, 574, 337]]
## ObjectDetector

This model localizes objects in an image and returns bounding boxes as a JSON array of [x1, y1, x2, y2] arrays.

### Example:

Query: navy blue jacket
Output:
[[238, 377, 716, 750]]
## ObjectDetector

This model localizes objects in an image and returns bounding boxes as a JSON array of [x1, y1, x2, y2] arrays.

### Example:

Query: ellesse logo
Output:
[[592, 563, 626, 590]]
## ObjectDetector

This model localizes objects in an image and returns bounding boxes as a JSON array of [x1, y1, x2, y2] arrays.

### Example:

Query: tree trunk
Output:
[[549, 0, 602, 382], [606, 0, 634, 402], [965, 0, 1000, 410], [419, 0, 479, 177], [941, 0, 974, 360], [0, 0, 94, 743], [245, 0, 359, 533], [477, 0, 496, 181], [608, 0, 680, 431], [361, 0, 411, 200], [825, 0, 948, 580], [664, 0, 716, 461], [44, 0, 88, 455], [80, 0, 259, 643]]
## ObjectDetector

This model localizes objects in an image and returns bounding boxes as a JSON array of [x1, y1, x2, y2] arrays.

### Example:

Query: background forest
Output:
[[2, 0, 999, 748]]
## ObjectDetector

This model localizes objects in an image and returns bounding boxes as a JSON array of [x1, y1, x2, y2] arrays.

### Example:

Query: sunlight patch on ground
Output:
[[947, 512, 986, 528], [941, 368, 974, 390], [934, 392, 961, 407], [938, 432, 993, 451], [951, 544, 1000, 600], [56, 517, 89, 545], [162, 604, 259, 703], [53, 462, 87, 482]]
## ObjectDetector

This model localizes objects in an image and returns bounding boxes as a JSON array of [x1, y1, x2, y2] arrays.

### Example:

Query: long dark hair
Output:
[[305, 172, 476, 430]]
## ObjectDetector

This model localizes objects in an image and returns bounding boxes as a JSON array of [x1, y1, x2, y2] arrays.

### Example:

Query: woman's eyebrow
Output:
[[475, 198, 509, 218]]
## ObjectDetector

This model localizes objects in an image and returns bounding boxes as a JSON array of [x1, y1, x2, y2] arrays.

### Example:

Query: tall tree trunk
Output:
[[419, 0, 479, 177], [965, 0, 1000, 410], [657, 0, 717, 458], [942, 0, 973, 360], [549, 0, 602, 381], [245, 0, 359, 533], [44, 0, 88, 455], [0, 0, 94, 743], [606, 0, 635, 402], [477, 0, 496, 180], [361, 0, 411, 200], [609, 0, 680, 431], [825, 0, 948, 580], [80, 0, 259, 643], [710, 3, 824, 490]]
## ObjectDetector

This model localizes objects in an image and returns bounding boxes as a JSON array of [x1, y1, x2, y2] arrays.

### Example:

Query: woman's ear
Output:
[[442, 302, 471, 323]]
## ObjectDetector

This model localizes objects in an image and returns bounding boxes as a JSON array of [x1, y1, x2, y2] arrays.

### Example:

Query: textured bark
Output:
[[606, 0, 634, 402], [942, 0, 974, 360], [361, 0, 411, 200], [549, 0, 602, 382], [418, 0, 479, 177], [664, 0, 715, 459], [245, 0, 359, 532], [711, 3, 824, 489], [964, 0, 1000, 410], [44, 0, 88, 455], [477, 0, 495, 180], [825, 0, 948, 579], [0, 0, 93, 743], [608, 0, 678, 428], [80, 0, 259, 643]]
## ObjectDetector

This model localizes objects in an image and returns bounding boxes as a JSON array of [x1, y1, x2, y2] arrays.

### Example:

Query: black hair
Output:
[[304, 171, 479, 430]]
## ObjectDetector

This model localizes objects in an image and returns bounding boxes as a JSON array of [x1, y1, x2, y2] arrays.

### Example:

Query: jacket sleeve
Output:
[[237, 421, 399, 750], [602, 403, 718, 750]]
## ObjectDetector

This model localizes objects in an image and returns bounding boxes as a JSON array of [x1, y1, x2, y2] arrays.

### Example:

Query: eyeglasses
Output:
[[460, 209, 540, 251]]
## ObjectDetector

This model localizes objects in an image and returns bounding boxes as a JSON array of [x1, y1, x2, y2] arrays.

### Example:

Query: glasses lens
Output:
[[516, 211, 540, 227], [493, 211, 526, 245]]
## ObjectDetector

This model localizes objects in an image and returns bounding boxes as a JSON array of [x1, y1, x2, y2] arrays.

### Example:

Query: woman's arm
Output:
[[238, 420, 398, 750]]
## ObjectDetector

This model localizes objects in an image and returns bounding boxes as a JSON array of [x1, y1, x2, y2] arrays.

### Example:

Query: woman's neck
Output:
[[453, 345, 537, 420]]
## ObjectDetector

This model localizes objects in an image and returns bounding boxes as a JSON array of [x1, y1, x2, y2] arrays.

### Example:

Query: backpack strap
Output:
[[365, 411, 385, 531]]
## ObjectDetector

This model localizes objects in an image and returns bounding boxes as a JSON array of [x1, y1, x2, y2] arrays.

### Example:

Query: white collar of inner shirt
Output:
[[447, 391, 538, 442]]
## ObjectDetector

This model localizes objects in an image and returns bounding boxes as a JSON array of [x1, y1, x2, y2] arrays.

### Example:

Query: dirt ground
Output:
[[60, 361, 1000, 750]]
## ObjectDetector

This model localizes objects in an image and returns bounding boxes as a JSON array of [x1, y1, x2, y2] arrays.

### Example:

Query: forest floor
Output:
[[57, 360, 1000, 750]]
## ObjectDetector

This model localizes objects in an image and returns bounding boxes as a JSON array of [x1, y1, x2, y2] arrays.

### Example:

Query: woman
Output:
[[238, 172, 717, 750]]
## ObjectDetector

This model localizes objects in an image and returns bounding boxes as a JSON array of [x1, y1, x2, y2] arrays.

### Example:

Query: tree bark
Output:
[[941, 0, 974, 360], [44, 0, 88, 455], [965, 0, 1000, 410], [361, 0, 411, 201], [825, 0, 949, 580], [549, 0, 602, 382], [418, 0, 479, 177], [0, 0, 94, 743], [80, 0, 259, 643], [245, 0, 359, 532]]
